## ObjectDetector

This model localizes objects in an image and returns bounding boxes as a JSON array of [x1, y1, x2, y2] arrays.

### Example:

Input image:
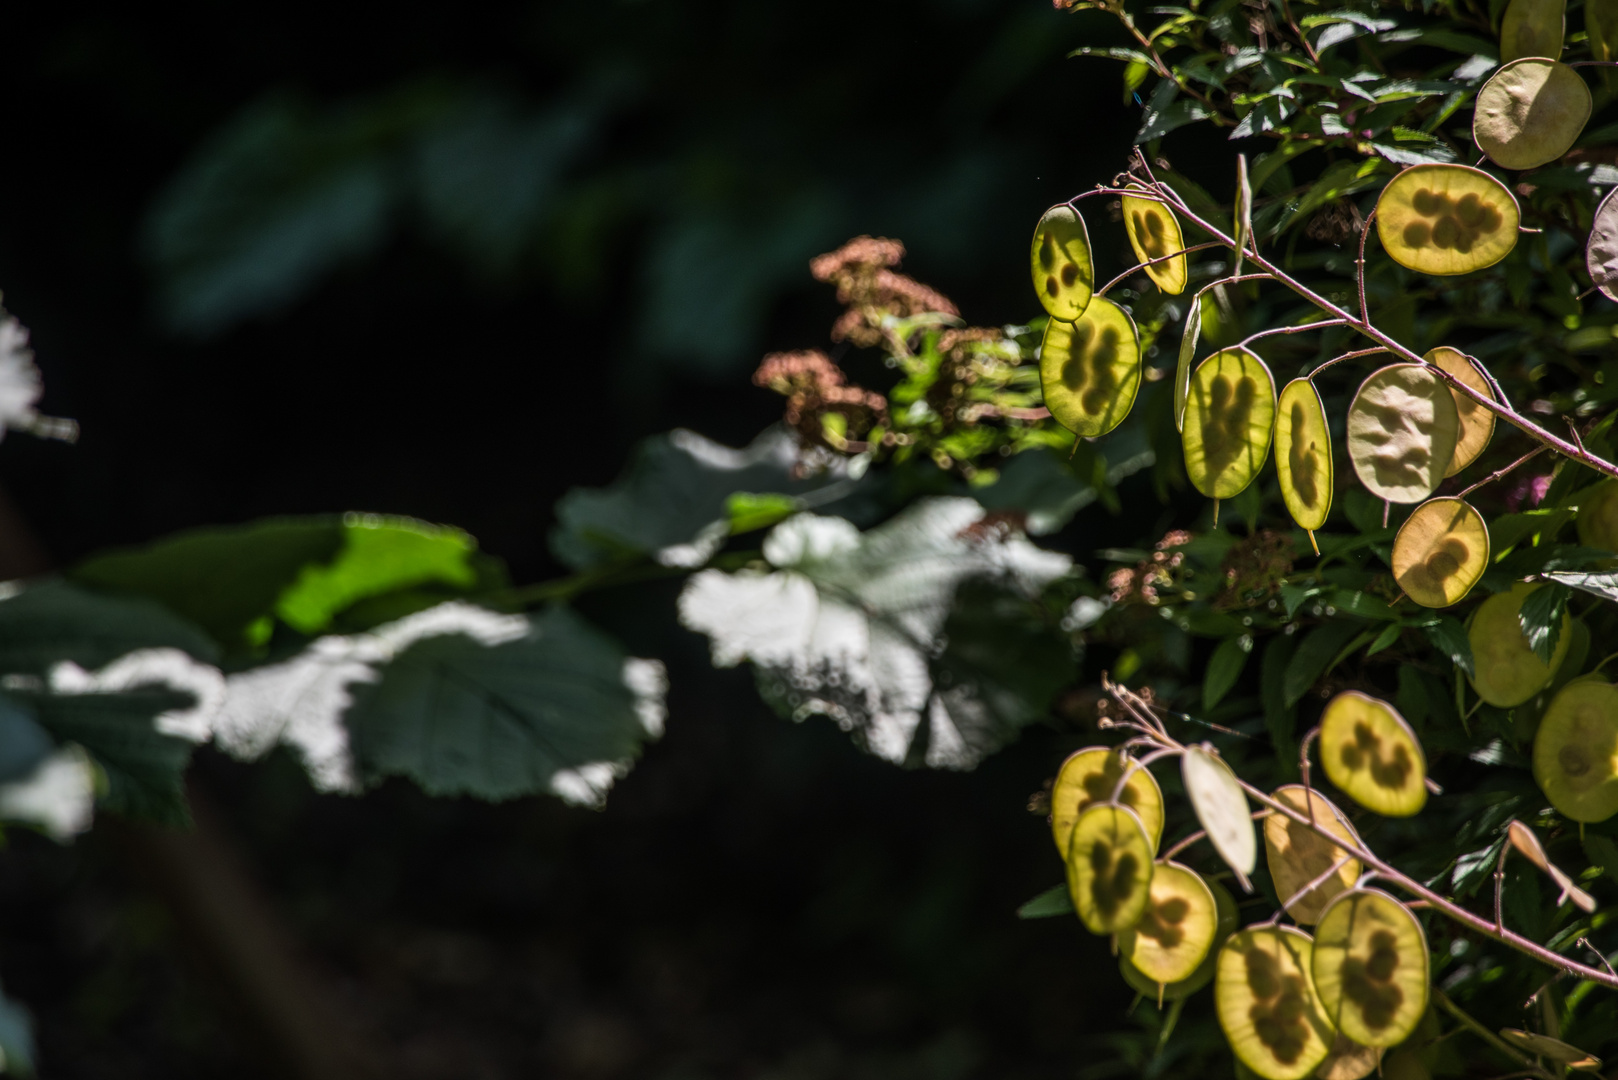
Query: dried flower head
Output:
[[753, 349, 888, 453], [810, 236, 958, 348]]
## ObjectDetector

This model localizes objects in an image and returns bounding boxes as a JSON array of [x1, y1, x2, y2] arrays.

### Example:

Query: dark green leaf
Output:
[[1262, 633, 1299, 779], [0, 581, 218, 671], [1365, 623, 1401, 656], [1203, 636, 1249, 710], [1544, 569, 1618, 605], [0, 695, 53, 784], [1137, 98, 1213, 142], [1423, 615, 1475, 677], [1518, 584, 1571, 664], [1284, 619, 1365, 707], [1017, 884, 1076, 919], [0, 980, 35, 1078], [1583, 834, 1618, 889]]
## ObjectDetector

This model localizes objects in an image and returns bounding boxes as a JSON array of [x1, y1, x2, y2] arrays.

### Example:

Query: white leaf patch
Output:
[[1182, 745, 1257, 889], [0, 745, 96, 841]]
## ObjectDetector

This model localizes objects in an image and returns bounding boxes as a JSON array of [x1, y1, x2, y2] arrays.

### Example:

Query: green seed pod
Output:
[[1275, 378, 1332, 534], [1468, 582, 1572, 707], [1533, 679, 1618, 822], [1263, 786, 1361, 925], [1590, 0, 1618, 60], [1376, 165, 1519, 276], [1424, 347, 1496, 476], [1319, 691, 1428, 817], [1312, 889, 1429, 1048], [1066, 803, 1155, 934], [1182, 348, 1276, 501], [1119, 877, 1238, 1001], [1347, 364, 1460, 504], [1576, 478, 1618, 551], [1216, 927, 1336, 1079], [1039, 297, 1142, 438], [1030, 205, 1094, 321], [1118, 861, 1219, 985], [1474, 59, 1590, 170], [1500, 0, 1566, 62], [1049, 746, 1165, 858], [1391, 497, 1489, 608], [1122, 188, 1188, 295]]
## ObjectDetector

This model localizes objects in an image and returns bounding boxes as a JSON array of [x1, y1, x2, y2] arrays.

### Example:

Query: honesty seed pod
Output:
[[1533, 679, 1618, 822], [1319, 691, 1428, 817], [1587, 186, 1618, 302], [1391, 497, 1489, 608], [1312, 889, 1429, 1048], [1031, 205, 1094, 321], [1424, 347, 1496, 476], [1576, 478, 1618, 551], [1376, 165, 1520, 276], [1591, 0, 1618, 60], [1263, 786, 1361, 925], [1498, 1030, 1601, 1070], [1121, 187, 1187, 295], [1183, 745, 1257, 886], [1275, 378, 1332, 545], [1066, 802, 1156, 934], [1469, 582, 1572, 707], [1315, 1034, 1383, 1080], [1183, 348, 1276, 505], [1500, 0, 1566, 62], [1215, 927, 1335, 1080], [1039, 297, 1142, 438], [1119, 877, 1238, 1002], [1505, 819, 1596, 910], [1474, 59, 1590, 170], [1050, 747, 1164, 858], [1347, 364, 1460, 504], [1117, 861, 1219, 985]]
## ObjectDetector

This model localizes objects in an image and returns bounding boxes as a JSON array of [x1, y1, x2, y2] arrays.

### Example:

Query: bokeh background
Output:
[[0, 3, 1215, 1076]]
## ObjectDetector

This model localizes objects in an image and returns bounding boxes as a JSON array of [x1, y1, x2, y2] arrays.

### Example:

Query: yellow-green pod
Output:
[[1500, 0, 1566, 62], [1533, 679, 1618, 822], [1591, 0, 1618, 59], [1316, 1035, 1383, 1080], [1424, 347, 1496, 476], [1066, 803, 1155, 934], [1468, 582, 1572, 707], [1391, 496, 1490, 608], [1312, 889, 1429, 1048], [1031, 204, 1094, 321], [1263, 786, 1361, 925], [1119, 877, 1238, 1001], [1474, 59, 1590, 171], [1118, 861, 1219, 984], [1039, 297, 1142, 438], [1576, 479, 1618, 551], [1122, 187, 1188, 295], [1319, 691, 1428, 817], [1347, 364, 1460, 504], [1183, 348, 1276, 501], [1498, 1030, 1602, 1070], [1050, 746, 1165, 858], [1376, 165, 1519, 276], [1216, 927, 1336, 1080], [1275, 378, 1332, 534]]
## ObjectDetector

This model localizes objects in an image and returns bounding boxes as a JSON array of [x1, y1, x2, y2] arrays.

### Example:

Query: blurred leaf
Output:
[[1204, 636, 1248, 710], [975, 431, 1154, 536], [1583, 833, 1618, 888], [1017, 884, 1075, 919], [1138, 98, 1213, 142], [0, 979, 36, 1077], [1518, 583, 1571, 664], [1422, 615, 1474, 677], [1284, 619, 1364, 707], [1262, 633, 1299, 778], [0, 694, 54, 785], [0, 581, 218, 670]]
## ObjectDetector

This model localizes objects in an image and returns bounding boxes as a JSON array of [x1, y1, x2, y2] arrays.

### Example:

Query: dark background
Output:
[[0, 3, 1193, 1076]]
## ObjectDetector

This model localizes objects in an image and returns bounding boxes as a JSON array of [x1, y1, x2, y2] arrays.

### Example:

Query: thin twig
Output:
[[1098, 241, 1226, 296], [1432, 990, 1554, 1078], [1235, 318, 1350, 350], [1579, 937, 1617, 978], [1458, 445, 1550, 498], [1357, 208, 1377, 320], [1307, 346, 1391, 378], [1277, 853, 1354, 916]]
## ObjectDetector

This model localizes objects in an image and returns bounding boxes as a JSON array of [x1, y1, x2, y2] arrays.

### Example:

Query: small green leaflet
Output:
[[1422, 615, 1475, 677], [1203, 636, 1249, 710]]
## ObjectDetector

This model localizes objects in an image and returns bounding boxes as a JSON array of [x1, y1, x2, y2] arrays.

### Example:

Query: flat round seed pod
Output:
[[1119, 862, 1219, 984], [1347, 364, 1460, 504], [1216, 927, 1336, 1079], [1040, 298, 1142, 438], [1576, 478, 1618, 550], [1276, 379, 1333, 532], [1312, 889, 1429, 1048], [1319, 691, 1428, 817], [1500, 0, 1566, 62], [1183, 746, 1257, 881], [1066, 802, 1155, 934], [1031, 205, 1094, 321], [1122, 188, 1188, 295], [1119, 876, 1238, 1001], [1468, 582, 1572, 707], [1376, 165, 1519, 276], [1183, 348, 1277, 501], [1263, 786, 1361, 925], [1474, 59, 1590, 170], [1591, 0, 1618, 61], [1050, 746, 1165, 858], [1316, 1034, 1382, 1080], [1391, 497, 1490, 608], [1424, 347, 1496, 475], [1498, 1030, 1601, 1070], [1532, 679, 1618, 822], [1587, 185, 1618, 302]]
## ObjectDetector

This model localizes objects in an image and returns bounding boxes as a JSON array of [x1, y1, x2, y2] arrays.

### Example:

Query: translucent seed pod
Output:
[[1275, 378, 1332, 543], [1533, 679, 1618, 822], [1183, 348, 1276, 502], [1316, 1034, 1383, 1080], [1474, 59, 1590, 170], [1319, 691, 1428, 817], [1576, 478, 1618, 551], [1587, 185, 1618, 302], [1500, 0, 1566, 62], [1468, 582, 1572, 707], [1347, 364, 1459, 504], [1263, 786, 1361, 925], [1121, 187, 1188, 295], [1049, 746, 1165, 859], [1065, 802, 1155, 934], [1119, 877, 1238, 1002], [1182, 745, 1257, 885], [1312, 889, 1430, 1048], [1030, 205, 1094, 321], [1039, 298, 1142, 438], [1498, 1030, 1601, 1070], [1118, 861, 1219, 985], [1376, 165, 1520, 276], [1391, 497, 1489, 608], [1590, 0, 1618, 60], [1423, 347, 1496, 476], [1215, 927, 1336, 1079]]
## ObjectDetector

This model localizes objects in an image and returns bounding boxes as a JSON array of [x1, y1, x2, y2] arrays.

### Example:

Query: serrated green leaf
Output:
[[1544, 569, 1618, 605], [1518, 583, 1571, 664], [1137, 98, 1214, 142], [1423, 615, 1475, 677]]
